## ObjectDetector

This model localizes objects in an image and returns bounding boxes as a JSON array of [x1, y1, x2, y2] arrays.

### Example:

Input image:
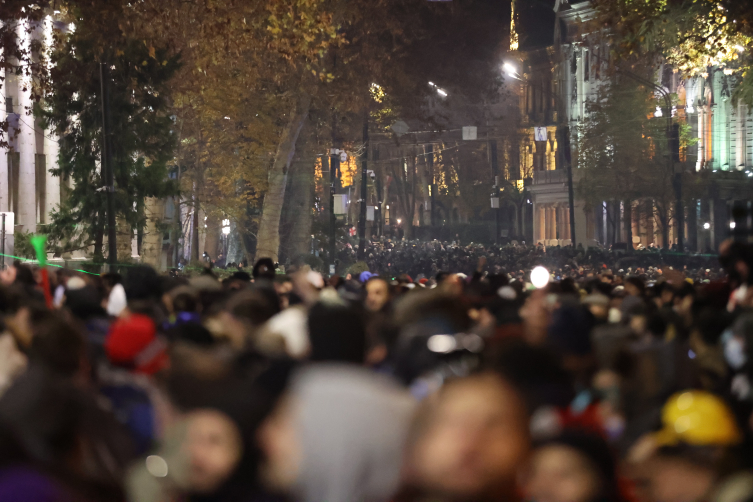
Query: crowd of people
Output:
[[342, 240, 722, 283], [0, 239, 752, 502]]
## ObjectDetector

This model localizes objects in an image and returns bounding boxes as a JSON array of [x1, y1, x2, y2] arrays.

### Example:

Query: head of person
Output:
[[221, 288, 280, 349], [64, 284, 107, 322], [629, 390, 743, 502], [123, 265, 163, 318], [405, 372, 530, 500], [0, 366, 133, 500], [104, 313, 168, 375], [28, 311, 87, 379], [625, 276, 646, 297], [523, 431, 622, 502], [365, 276, 391, 313], [307, 302, 366, 364], [129, 373, 273, 501], [257, 365, 416, 502], [436, 272, 463, 297], [0, 261, 35, 287], [253, 258, 277, 282]]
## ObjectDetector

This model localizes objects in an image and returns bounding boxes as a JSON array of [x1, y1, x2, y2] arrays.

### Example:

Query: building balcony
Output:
[[533, 169, 568, 185]]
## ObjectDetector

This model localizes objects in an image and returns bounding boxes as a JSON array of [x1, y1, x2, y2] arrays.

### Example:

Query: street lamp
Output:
[[491, 185, 501, 244], [703, 222, 711, 230]]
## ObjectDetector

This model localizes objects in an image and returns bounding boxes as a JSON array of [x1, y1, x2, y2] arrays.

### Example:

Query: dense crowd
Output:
[[0, 239, 753, 502], [343, 240, 722, 282]]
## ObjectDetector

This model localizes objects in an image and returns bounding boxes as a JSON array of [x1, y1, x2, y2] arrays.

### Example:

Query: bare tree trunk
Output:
[[286, 151, 316, 262], [191, 203, 200, 262], [625, 200, 633, 252], [204, 213, 220, 262], [141, 197, 165, 270], [255, 91, 312, 263], [93, 211, 104, 261]]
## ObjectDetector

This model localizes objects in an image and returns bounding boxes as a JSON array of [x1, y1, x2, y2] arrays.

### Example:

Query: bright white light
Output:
[[703, 222, 711, 230], [530, 266, 550, 289], [397, 219, 402, 224], [386, 205, 390, 209], [224, 116, 230, 120], [730, 221, 736, 229], [503, 62, 517, 75], [427, 334, 457, 354], [428, 81, 435, 87], [222, 227, 230, 235], [437, 89, 448, 97], [736, 45, 745, 52], [654, 106, 663, 117]]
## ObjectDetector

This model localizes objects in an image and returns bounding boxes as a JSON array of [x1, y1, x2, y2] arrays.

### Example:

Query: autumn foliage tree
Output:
[[591, 0, 753, 104]]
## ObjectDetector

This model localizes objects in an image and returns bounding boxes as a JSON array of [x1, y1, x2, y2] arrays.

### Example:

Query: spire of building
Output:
[[510, 0, 519, 51]]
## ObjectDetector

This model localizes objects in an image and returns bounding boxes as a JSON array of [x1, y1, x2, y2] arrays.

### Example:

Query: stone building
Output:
[[511, 0, 753, 250]]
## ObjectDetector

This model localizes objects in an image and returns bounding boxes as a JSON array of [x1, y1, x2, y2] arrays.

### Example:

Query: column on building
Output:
[[541, 205, 548, 242], [551, 206, 558, 241], [534, 205, 542, 242], [16, 21, 37, 234], [0, 31, 8, 213]]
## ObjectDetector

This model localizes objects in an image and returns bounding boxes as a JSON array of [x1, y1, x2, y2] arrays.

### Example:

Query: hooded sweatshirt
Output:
[[290, 364, 416, 502]]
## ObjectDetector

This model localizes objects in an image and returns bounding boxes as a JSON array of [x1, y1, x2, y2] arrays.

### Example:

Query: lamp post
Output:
[[490, 182, 501, 245]]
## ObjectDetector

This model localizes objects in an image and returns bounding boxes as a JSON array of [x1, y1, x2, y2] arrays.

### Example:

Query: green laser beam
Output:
[[0, 252, 101, 276]]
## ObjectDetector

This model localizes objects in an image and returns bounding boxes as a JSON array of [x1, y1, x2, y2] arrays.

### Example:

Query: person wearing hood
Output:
[[257, 365, 416, 502]]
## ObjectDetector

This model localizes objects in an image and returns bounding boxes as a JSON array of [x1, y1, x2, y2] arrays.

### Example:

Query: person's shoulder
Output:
[[0, 466, 75, 502]]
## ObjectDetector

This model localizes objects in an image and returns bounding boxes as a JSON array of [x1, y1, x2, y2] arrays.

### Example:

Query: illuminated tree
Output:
[[576, 74, 678, 248], [591, 0, 753, 103]]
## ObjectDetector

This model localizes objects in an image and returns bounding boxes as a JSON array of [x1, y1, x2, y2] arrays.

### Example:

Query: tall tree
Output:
[[42, 11, 179, 259], [576, 74, 681, 248], [591, 0, 753, 104]]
